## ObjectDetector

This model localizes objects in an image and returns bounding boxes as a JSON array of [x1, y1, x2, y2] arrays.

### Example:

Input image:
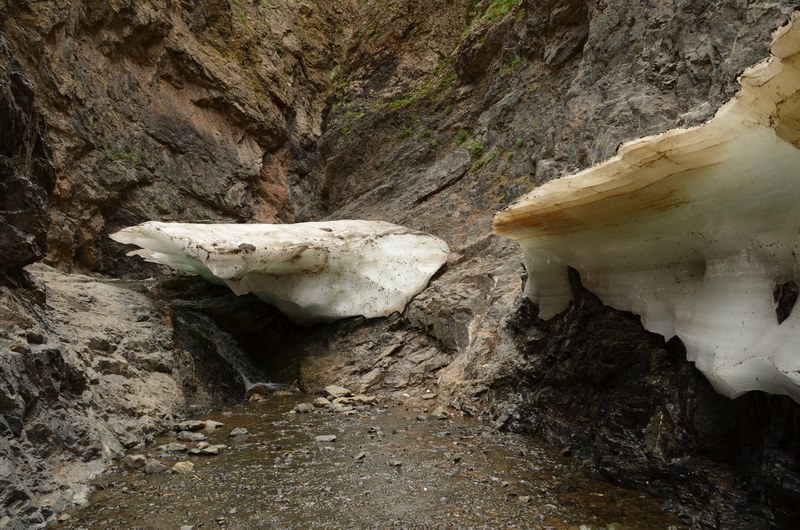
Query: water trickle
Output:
[[175, 311, 264, 389]]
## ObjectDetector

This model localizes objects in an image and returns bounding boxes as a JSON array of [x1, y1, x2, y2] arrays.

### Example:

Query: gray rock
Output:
[[158, 442, 187, 453], [204, 420, 224, 431], [315, 435, 337, 443], [177, 431, 207, 442], [143, 459, 168, 474], [294, 403, 315, 413], [229, 427, 248, 437], [177, 420, 207, 432]]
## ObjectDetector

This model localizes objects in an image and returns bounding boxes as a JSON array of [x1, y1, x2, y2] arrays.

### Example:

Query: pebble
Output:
[[313, 397, 331, 407], [324, 385, 352, 399], [229, 427, 248, 437], [143, 459, 168, 474], [354, 452, 367, 461], [158, 442, 187, 453], [315, 435, 337, 443], [431, 406, 450, 420], [123, 454, 146, 469], [389, 460, 403, 467], [171, 461, 195, 474], [294, 403, 315, 413], [178, 431, 207, 442], [180, 526, 193, 530], [205, 420, 225, 430], [176, 420, 206, 432], [189, 444, 226, 456]]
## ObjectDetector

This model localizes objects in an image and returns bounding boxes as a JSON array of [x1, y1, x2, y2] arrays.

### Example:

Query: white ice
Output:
[[111, 220, 449, 324]]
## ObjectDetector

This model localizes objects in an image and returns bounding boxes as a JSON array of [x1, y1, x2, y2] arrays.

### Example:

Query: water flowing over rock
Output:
[[111, 220, 450, 324], [494, 13, 800, 403]]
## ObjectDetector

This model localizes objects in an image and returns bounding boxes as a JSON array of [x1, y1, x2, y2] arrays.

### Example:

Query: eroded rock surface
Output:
[[0, 265, 248, 527]]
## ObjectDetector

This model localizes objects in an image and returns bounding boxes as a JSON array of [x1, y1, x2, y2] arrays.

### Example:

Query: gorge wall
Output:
[[1, 0, 800, 528]]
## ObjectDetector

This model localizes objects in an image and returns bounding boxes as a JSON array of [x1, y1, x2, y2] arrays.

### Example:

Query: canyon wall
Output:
[[1, 0, 799, 527]]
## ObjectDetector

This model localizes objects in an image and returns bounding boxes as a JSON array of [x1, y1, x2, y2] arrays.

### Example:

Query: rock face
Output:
[[0, 38, 55, 285], [495, 13, 800, 402], [111, 220, 450, 323], [0, 264, 252, 527], [0, 0, 354, 272]]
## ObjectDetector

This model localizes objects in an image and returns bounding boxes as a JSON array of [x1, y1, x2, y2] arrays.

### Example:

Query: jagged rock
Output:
[[111, 220, 450, 324]]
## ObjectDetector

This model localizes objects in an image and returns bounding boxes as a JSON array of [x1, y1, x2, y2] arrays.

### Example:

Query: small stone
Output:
[[519, 495, 531, 504], [229, 427, 248, 437], [315, 434, 337, 443], [294, 403, 315, 413], [353, 394, 377, 404], [158, 442, 187, 453], [313, 397, 331, 407], [123, 454, 146, 469], [324, 385, 352, 399], [178, 431, 207, 442], [431, 406, 450, 420], [196, 442, 210, 449], [452, 453, 462, 463], [249, 393, 264, 402], [58, 513, 71, 522], [501, 481, 511, 488], [176, 420, 207, 432], [171, 461, 195, 474], [180, 526, 193, 530], [389, 460, 402, 467], [354, 452, 367, 461], [143, 459, 168, 474], [201, 444, 226, 455], [421, 392, 436, 400], [205, 420, 225, 430], [229, 508, 237, 515]]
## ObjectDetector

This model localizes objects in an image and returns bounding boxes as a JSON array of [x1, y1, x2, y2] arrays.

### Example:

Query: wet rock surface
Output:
[[52, 394, 685, 530]]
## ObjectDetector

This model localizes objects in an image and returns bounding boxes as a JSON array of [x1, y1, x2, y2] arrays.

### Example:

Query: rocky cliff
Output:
[[1, 0, 799, 528]]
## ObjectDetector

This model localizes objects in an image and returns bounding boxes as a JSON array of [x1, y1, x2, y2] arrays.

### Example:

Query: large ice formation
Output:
[[494, 13, 800, 402], [111, 220, 449, 324]]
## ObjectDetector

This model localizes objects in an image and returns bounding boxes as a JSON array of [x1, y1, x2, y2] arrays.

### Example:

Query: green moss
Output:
[[484, 0, 523, 21], [515, 138, 525, 148], [103, 148, 140, 165], [454, 130, 469, 145], [384, 96, 418, 112], [499, 55, 523, 76], [229, 0, 248, 21], [465, 139, 484, 157], [396, 125, 414, 139]]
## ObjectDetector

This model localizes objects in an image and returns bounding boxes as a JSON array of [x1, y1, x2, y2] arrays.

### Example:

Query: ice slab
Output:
[[494, 14, 800, 402], [111, 220, 449, 324]]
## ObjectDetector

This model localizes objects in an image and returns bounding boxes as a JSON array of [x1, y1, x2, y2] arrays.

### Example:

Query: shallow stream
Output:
[[53, 394, 686, 529]]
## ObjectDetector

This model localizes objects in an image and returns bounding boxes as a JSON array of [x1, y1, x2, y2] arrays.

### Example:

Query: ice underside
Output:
[[110, 220, 450, 324], [494, 13, 800, 402]]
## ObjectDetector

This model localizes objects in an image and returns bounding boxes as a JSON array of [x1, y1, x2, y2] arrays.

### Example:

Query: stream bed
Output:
[[53, 393, 686, 529]]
